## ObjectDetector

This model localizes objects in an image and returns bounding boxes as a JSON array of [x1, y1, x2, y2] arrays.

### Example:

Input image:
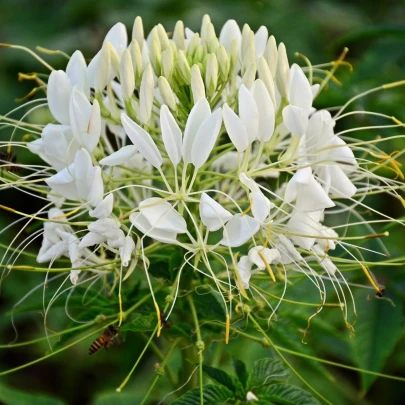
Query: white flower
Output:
[[199, 192, 232, 232], [284, 167, 335, 212], [46, 149, 104, 206], [221, 214, 260, 247], [248, 246, 281, 270], [237, 256, 252, 289], [120, 236, 136, 266]]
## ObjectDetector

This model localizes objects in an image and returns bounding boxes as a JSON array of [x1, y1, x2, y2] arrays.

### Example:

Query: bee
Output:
[[89, 325, 120, 355], [160, 312, 171, 329]]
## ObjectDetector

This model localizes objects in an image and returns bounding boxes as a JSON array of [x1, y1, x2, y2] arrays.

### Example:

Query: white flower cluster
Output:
[[25, 15, 373, 315]]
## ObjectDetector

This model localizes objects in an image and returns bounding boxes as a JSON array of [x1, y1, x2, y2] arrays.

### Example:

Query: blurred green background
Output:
[[1, 1, 405, 404]]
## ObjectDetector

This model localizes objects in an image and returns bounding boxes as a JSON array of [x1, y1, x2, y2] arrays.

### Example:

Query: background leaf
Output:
[[172, 384, 234, 405], [350, 289, 403, 392], [0, 383, 65, 405], [257, 384, 321, 405], [247, 359, 291, 390], [232, 357, 248, 388]]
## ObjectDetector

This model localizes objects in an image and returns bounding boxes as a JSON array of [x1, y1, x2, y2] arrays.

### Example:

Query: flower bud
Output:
[[242, 31, 255, 74], [229, 39, 239, 73], [173, 20, 185, 50], [217, 45, 230, 80], [132, 16, 144, 50], [157, 23, 170, 51], [264, 35, 277, 77], [109, 46, 121, 79], [241, 62, 256, 89], [205, 53, 218, 96], [193, 44, 205, 65], [139, 64, 154, 125], [120, 49, 135, 101], [94, 42, 112, 94], [191, 65, 205, 104], [241, 24, 254, 61], [129, 39, 144, 87], [186, 33, 200, 57], [149, 39, 162, 75], [200, 14, 211, 42], [204, 23, 218, 54], [162, 46, 174, 80], [276, 42, 290, 99], [177, 50, 191, 84], [158, 76, 177, 111], [258, 57, 276, 107]]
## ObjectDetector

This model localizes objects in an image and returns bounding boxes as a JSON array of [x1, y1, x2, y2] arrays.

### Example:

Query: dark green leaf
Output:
[[119, 313, 156, 332], [258, 384, 321, 405], [350, 290, 403, 392], [232, 357, 248, 388], [166, 321, 194, 342], [91, 392, 139, 405], [192, 290, 225, 320], [172, 384, 234, 405], [0, 383, 66, 405], [247, 359, 290, 390], [202, 365, 239, 393]]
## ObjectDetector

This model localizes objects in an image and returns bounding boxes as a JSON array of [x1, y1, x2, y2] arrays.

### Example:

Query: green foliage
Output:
[[0, 383, 65, 405], [119, 313, 156, 332], [350, 290, 404, 392], [174, 357, 320, 405]]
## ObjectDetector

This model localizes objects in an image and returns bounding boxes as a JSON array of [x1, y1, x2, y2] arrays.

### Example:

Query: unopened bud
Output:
[[200, 14, 211, 42], [242, 31, 255, 74], [229, 39, 239, 73], [158, 76, 177, 111], [177, 50, 191, 84], [241, 62, 256, 89], [187, 33, 200, 57], [217, 45, 230, 80], [204, 23, 218, 53], [193, 44, 205, 65], [139, 64, 154, 125], [191, 65, 206, 104], [157, 24, 170, 51], [276, 42, 290, 99], [162, 46, 174, 81], [149, 39, 162, 75], [241, 24, 253, 61], [94, 42, 112, 93], [258, 57, 276, 107], [264, 35, 277, 77], [205, 53, 218, 96], [129, 39, 144, 88], [173, 20, 185, 50], [132, 16, 144, 50], [120, 49, 135, 101]]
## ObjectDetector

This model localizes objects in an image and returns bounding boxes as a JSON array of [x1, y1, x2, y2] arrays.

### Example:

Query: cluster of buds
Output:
[[3, 14, 404, 331]]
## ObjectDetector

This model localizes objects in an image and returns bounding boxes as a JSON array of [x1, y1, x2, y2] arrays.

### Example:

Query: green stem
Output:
[[140, 339, 179, 405], [188, 295, 204, 405]]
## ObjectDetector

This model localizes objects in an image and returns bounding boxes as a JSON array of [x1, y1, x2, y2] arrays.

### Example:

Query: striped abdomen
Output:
[[88, 336, 108, 355]]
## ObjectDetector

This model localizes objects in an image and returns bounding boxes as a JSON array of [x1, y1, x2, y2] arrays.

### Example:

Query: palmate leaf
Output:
[[0, 383, 66, 405], [350, 290, 403, 392], [202, 365, 244, 398], [172, 384, 234, 405], [232, 357, 248, 388], [257, 384, 321, 405], [247, 359, 291, 390], [119, 313, 156, 332]]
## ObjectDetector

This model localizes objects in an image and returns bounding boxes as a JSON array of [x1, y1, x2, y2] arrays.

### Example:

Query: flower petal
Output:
[[66, 50, 89, 98], [191, 108, 223, 169], [99, 145, 138, 166], [129, 212, 178, 244], [121, 113, 162, 168], [221, 214, 260, 247], [223, 103, 249, 153], [182, 98, 211, 164], [89, 193, 114, 219], [238, 85, 259, 144], [120, 236, 135, 266], [282, 104, 308, 137], [139, 198, 187, 233], [160, 105, 182, 166], [139, 64, 154, 124], [199, 192, 233, 232], [47, 70, 72, 125]]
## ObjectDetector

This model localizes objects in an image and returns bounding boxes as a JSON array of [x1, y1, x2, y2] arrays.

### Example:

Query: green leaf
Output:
[[91, 392, 139, 405], [0, 383, 66, 405], [192, 289, 225, 320], [166, 321, 194, 342], [247, 359, 290, 390], [202, 365, 240, 393], [257, 384, 321, 405], [172, 384, 234, 405], [232, 357, 248, 388], [119, 313, 156, 332], [350, 289, 403, 392]]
